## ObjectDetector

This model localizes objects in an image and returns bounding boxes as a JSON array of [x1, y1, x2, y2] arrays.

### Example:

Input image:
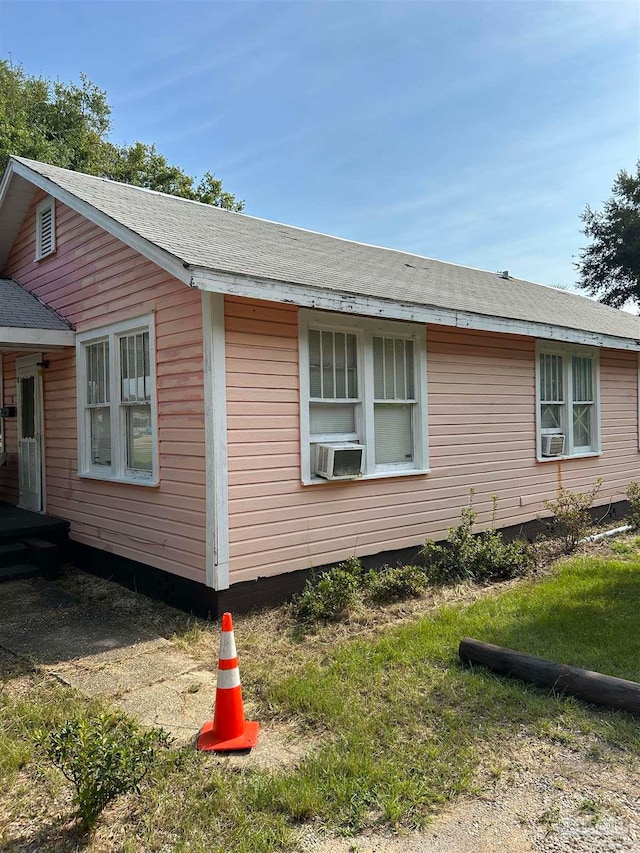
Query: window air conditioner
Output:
[[315, 443, 364, 480], [541, 434, 565, 457]]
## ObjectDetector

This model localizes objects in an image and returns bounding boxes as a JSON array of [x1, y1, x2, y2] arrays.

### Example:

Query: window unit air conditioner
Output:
[[315, 443, 364, 480], [541, 434, 565, 457]]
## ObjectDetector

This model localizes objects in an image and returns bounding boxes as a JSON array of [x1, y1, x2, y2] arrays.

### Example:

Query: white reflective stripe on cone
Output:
[[217, 667, 241, 690], [219, 631, 238, 661]]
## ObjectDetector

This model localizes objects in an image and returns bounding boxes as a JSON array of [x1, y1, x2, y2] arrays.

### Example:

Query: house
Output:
[[0, 155, 638, 614]]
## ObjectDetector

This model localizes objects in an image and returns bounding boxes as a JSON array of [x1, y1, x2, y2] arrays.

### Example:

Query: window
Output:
[[300, 311, 428, 483], [35, 197, 56, 260], [77, 316, 158, 484], [536, 342, 600, 459]]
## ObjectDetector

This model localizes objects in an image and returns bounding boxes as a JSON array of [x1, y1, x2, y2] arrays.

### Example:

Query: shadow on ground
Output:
[[0, 577, 160, 666], [1, 818, 89, 853]]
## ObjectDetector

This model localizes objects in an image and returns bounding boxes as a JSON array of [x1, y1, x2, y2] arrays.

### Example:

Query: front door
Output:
[[17, 355, 43, 512]]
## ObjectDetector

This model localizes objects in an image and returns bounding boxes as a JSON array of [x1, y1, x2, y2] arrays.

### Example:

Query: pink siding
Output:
[[0, 354, 19, 503], [1, 191, 206, 582], [226, 298, 640, 584]]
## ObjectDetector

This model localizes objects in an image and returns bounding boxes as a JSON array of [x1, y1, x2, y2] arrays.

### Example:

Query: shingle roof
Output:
[[10, 157, 640, 343], [0, 278, 72, 330]]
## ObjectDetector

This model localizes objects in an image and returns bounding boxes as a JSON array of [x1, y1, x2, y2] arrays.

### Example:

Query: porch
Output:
[[0, 501, 69, 581]]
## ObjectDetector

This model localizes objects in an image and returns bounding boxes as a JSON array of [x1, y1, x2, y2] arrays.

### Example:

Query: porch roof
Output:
[[0, 279, 75, 349]]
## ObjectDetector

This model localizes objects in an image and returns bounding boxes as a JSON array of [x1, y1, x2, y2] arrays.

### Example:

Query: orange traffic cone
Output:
[[196, 612, 259, 752]]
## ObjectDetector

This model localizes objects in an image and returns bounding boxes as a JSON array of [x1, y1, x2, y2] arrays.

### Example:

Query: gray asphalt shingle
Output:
[[13, 157, 640, 343], [0, 278, 72, 330]]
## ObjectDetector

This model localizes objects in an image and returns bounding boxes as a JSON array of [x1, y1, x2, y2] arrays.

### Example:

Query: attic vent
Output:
[[500, 270, 509, 280], [36, 197, 56, 260]]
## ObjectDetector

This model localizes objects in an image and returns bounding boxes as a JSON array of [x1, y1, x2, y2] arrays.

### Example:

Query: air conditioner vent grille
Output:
[[315, 443, 364, 480], [541, 434, 565, 457]]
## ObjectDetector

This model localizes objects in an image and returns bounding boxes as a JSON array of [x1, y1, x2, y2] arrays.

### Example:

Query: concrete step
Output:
[[0, 542, 29, 568], [0, 564, 41, 582], [23, 538, 61, 576]]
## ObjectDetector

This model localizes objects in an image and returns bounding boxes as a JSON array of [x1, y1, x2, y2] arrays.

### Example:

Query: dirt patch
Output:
[[303, 738, 640, 852]]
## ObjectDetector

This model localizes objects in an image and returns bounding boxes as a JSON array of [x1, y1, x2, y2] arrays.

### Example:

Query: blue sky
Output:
[[1, 1, 638, 288]]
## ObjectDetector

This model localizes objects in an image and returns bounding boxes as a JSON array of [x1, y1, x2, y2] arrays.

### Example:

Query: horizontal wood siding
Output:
[[0, 354, 19, 503], [1, 191, 206, 582], [226, 302, 640, 584]]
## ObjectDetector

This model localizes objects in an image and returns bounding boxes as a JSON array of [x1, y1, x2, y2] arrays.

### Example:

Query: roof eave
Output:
[[191, 266, 640, 352], [0, 327, 75, 348]]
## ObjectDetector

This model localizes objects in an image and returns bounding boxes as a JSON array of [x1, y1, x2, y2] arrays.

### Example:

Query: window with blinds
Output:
[[537, 345, 599, 458], [302, 313, 428, 481], [120, 331, 153, 473], [373, 336, 415, 466], [35, 197, 56, 260], [85, 340, 111, 467], [78, 317, 157, 484], [308, 329, 359, 441]]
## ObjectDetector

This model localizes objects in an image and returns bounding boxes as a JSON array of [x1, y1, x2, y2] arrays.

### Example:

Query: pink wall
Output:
[[225, 297, 640, 584], [2, 189, 639, 591], [1, 191, 207, 582]]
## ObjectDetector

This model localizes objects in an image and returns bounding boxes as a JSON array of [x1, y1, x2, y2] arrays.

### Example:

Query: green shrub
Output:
[[364, 565, 428, 603], [626, 482, 640, 531], [542, 478, 602, 553], [421, 496, 534, 585], [36, 711, 171, 828], [291, 560, 363, 623]]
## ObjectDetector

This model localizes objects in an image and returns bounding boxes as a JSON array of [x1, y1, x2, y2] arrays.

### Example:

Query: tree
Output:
[[576, 164, 640, 308], [0, 60, 243, 211]]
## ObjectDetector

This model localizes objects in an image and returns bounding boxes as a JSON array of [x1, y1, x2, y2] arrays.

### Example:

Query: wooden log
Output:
[[459, 637, 640, 715]]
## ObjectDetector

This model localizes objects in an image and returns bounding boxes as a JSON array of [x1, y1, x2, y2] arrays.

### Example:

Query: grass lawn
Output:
[[1, 550, 639, 852]]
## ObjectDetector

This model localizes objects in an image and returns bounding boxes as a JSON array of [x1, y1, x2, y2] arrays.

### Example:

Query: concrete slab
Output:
[[118, 669, 218, 743], [0, 576, 217, 742], [52, 649, 200, 697]]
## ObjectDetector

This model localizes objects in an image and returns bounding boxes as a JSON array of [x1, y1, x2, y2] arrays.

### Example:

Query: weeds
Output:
[[364, 564, 428, 603], [290, 560, 362, 623], [542, 478, 602, 553], [36, 711, 171, 828], [626, 482, 640, 530], [421, 493, 534, 585]]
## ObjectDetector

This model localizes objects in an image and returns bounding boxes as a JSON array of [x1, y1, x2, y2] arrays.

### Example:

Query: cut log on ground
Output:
[[459, 637, 640, 715]]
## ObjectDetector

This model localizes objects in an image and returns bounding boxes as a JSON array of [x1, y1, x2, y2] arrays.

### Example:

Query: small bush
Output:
[[626, 482, 640, 531], [542, 478, 602, 553], [291, 559, 363, 623], [36, 711, 171, 828], [364, 565, 428, 603], [421, 495, 534, 585]]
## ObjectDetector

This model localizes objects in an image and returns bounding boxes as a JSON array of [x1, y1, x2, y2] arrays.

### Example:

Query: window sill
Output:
[[536, 451, 601, 463], [77, 471, 159, 487], [302, 468, 430, 486]]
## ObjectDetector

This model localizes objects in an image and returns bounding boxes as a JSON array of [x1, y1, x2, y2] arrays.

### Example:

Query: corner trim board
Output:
[[202, 291, 230, 590]]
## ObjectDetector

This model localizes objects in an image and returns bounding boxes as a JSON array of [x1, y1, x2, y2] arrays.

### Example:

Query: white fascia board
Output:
[[191, 267, 640, 353], [0, 327, 75, 347], [10, 160, 192, 286]]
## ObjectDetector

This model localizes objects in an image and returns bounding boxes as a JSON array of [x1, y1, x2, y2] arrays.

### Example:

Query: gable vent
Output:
[[36, 198, 56, 260]]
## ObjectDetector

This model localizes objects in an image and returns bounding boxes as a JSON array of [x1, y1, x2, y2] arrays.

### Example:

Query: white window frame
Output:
[[76, 315, 159, 485], [535, 340, 601, 462], [35, 196, 56, 260], [299, 310, 429, 484]]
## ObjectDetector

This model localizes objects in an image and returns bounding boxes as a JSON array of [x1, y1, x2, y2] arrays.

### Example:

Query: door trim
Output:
[[16, 353, 45, 513]]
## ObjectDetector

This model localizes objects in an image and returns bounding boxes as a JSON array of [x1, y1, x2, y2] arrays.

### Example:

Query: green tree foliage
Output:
[[576, 164, 640, 307], [0, 59, 243, 210]]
